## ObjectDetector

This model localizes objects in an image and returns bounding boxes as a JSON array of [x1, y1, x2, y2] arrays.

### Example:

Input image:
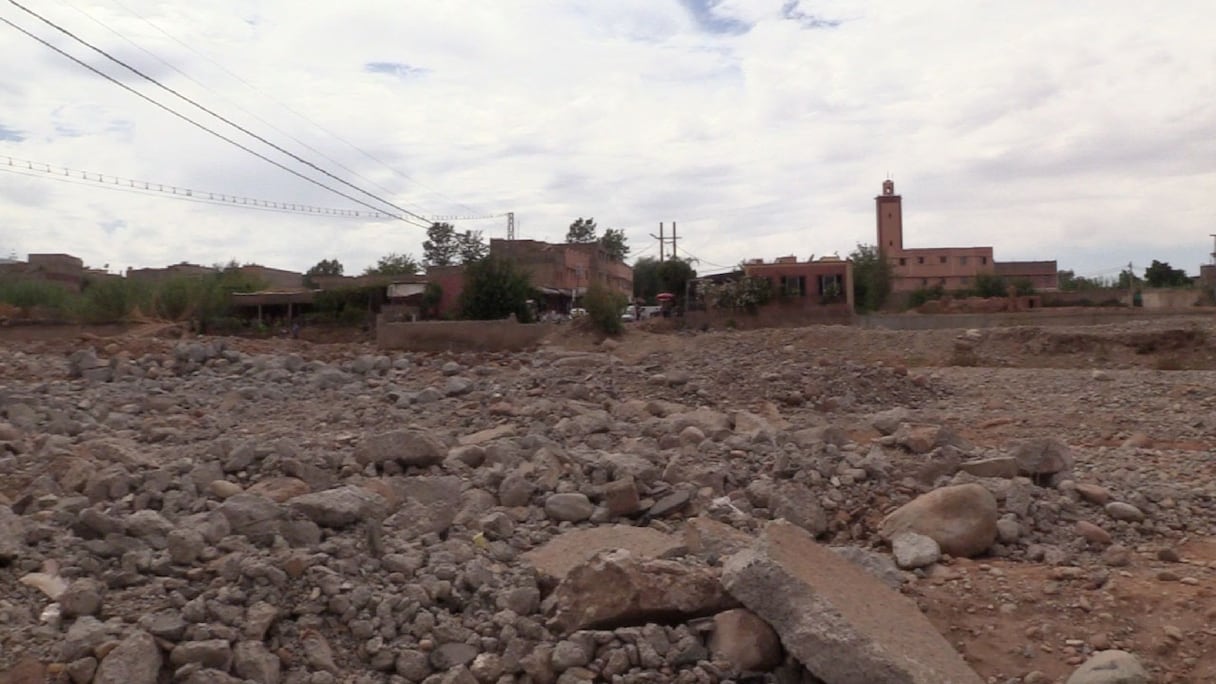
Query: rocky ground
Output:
[[1, 315, 1214, 684]]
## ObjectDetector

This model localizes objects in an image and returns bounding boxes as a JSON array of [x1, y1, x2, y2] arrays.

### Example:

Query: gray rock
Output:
[[60, 616, 110, 662], [233, 641, 281, 684], [356, 429, 446, 468], [498, 474, 535, 507], [384, 476, 461, 539], [396, 649, 431, 680], [545, 493, 594, 522], [957, 456, 1019, 479], [770, 482, 828, 537], [167, 528, 206, 565], [445, 377, 474, 396], [1009, 437, 1074, 477], [171, 640, 233, 671], [1104, 502, 1146, 523], [1065, 650, 1149, 684], [431, 642, 479, 670], [139, 611, 187, 641], [59, 578, 104, 618], [709, 608, 783, 672], [830, 546, 906, 589], [550, 640, 590, 671], [871, 407, 911, 436], [217, 494, 284, 545], [891, 532, 942, 570], [723, 521, 982, 683], [0, 504, 23, 562], [94, 630, 162, 684], [288, 485, 386, 528]]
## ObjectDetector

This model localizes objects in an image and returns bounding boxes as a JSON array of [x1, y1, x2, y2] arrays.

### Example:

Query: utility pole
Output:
[[650, 222, 666, 261], [507, 212, 515, 241], [671, 221, 678, 261], [1127, 261, 1135, 307], [1209, 234, 1216, 265]]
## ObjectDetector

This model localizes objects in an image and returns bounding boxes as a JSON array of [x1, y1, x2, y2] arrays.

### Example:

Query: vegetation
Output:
[[458, 256, 533, 322], [1058, 270, 1116, 291], [1143, 260, 1190, 288], [311, 286, 382, 325], [566, 218, 629, 261], [457, 230, 489, 264], [364, 252, 421, 276], [0, 263, 265, 327], [583, 283, 627, 335], [565, 217, 598, 244], [422, 223, 488, 267], [848, 243, 892, 311], [420, 282, 443, 319], [698, 275, 773, 313]]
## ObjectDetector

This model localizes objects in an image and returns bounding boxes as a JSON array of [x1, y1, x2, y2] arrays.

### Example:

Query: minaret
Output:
[[875, 179, 903, 253]]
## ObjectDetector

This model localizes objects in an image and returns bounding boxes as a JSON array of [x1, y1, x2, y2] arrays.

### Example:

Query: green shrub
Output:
[[584, 284, 627, 335], [908, 285, 945, 308], [78, 277, 149, 323], [0, 280, 71, 313]]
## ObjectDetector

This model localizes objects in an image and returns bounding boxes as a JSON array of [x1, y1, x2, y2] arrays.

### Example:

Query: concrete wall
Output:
[[679, 303, 856, 330], [1140, 288, 1202, 309], [377, 318, 551, 352]]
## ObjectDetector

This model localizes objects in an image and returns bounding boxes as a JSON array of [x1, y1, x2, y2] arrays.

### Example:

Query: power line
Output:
[[1, 155, 399, 219], [8, 0, 433, 225], [98, 0, 485, 216], [50, 0, 435, 219]]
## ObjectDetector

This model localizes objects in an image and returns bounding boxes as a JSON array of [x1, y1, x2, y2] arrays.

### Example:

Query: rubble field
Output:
[[1, 316, 1214, 684]]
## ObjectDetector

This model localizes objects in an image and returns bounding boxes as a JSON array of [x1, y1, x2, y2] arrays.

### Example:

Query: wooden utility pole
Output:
[[671, 221, 678, 260], [650, 222, 666, 261]]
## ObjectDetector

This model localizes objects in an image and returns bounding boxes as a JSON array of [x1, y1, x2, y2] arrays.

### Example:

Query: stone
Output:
[[522, 525, 683, 583], [216, 494, 284, 545], [395, 649, 431, 680], [355, 429, 446, 468], [498, 474, 535, 507], [878, 484, 998, 558], [603, 478, 642, 516], [1065, 650, 1149, 684], [831, 546, 906, 589], [59, 578, 104, 617], [550, 549, 737, 635], [1076, 521, 1113, 546], [683, 517, 753, 558], [1105, 502, 1145, 523], [550, 640, 590, 671], [647, 489, 692, 518], [288, 485, 386, 528], [0, 505, 24, 562], [709, 608, 782, 672], [385, 476, 461, 539], [769, 482, 828, 537], [431, 642, 478, 670], [170, 640, 234, 670], [1009, 437, 1073, 477], [167, 528, 206, 565], [246, 477, 311, 503], [891, 532, 942, 570], [1075, 483, 1112, 505], [544, 492, 594, 522], [722, 521, 983, 684], [893, 423, 952, 454], [94, 630, 162, 684], [870, 407, 911, 436], [957, 457, 1018, 479]]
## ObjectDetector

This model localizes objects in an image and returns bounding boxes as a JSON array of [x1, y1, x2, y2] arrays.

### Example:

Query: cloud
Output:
[[363, 62, 429, 79], [0, 0, 1212, 279]]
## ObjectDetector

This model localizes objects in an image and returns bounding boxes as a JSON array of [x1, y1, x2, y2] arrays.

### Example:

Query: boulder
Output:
[[355, 429, 446, 468], [879, 484, 998, 558], [722, 521, 983, 684], [287, 485, 386, 528], [1065, 650, 1149, 684], [891, 532, 942, 570], [709, 609, 782, 672], [769, 482, 828, 537], [522, 525, 684, 584], [383, 476, 461, 539], [550, 549, 736, 635], [544, 493, 594, 522], [1008, 437, 1073, 477], [683, 517, 753, 558], [94, 631, 161, 684]]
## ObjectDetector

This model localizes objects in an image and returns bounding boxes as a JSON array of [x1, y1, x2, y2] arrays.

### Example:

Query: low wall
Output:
[[859, 308, 1214, 331], [377, 318, 551, 352], [677, 304, 855, 330]]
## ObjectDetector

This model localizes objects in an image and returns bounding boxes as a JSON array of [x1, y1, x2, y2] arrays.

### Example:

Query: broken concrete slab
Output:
[[522, 525, 684, 584], [723, 520, 983, 684]]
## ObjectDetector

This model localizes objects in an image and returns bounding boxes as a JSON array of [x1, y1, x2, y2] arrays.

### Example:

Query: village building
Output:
[[876, 180, 1058, 293]]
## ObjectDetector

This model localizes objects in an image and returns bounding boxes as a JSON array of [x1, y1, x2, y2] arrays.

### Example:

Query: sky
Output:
[[1, 0, 1213, 280]]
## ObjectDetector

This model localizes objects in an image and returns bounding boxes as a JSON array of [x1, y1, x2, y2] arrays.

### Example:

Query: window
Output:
[[981, 256, 988, 265], [899, 257, 907, 266], [780, 275, 806, 297], [960, 256, 968, 265], [939, 256, 947, 264], [961, 277, 970, 285], [921, 278, 928, 286], [917, 256, 925, 265], [818, 274, 844, 301]]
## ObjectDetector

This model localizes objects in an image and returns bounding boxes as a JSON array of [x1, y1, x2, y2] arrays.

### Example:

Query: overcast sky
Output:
[[1, 0, 1213, 279]]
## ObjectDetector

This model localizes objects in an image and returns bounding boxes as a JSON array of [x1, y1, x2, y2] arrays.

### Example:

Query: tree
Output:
[[656, 258, 697, 304], [457, 230, 489, 264], [1143, 260, 1189, 288], [364, 252, 421, 276], [599, 228, 629, 261], [632, 257, 662, 302], [566, 217, 598, 244], [583, 283, 627, 335], [306, 259, 344, 277], [423, 222, 461, 266], [848, 244, 892, 311], [458, 256, 533, 322]]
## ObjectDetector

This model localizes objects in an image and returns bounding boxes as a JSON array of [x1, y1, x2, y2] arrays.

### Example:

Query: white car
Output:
[[570, 308, 588, 317], [620, 311, 636, 322]]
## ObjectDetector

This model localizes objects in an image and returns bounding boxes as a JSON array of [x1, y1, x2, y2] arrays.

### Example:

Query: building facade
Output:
[[0, 253, 86, 291], [742, 255, 855, 311], [876, 180, 1057, 292]]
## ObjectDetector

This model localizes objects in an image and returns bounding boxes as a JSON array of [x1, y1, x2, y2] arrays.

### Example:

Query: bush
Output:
[[0, 280, 71, 314], [459, 256, 533, 322], [908, 285, 946, 308], [78, 277, 148, 323], [584, 284, 627, 335]]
